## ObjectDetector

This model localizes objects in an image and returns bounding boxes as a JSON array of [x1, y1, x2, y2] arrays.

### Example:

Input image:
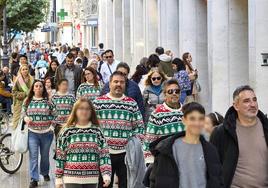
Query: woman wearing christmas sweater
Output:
[[22, 80, 57, 188], [51, 79, 76, 137], [76, 67, 102, 101], [55, 98, 112, 188]]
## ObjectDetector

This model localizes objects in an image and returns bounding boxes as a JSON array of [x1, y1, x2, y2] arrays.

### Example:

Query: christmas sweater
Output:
[[22, 98, 56, 133], [93, 94, 145, 154], [76, 83, 102, 101], [55, 123, 112, 185], [51, 92, 76, 125], [144, 103, 184, 163]]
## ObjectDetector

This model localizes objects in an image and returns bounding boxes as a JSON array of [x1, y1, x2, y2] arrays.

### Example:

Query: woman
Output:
[[143, 69, 166, 123], [35, 55, 49, 80], [78, 50, 88, 68], [12, 64, 33, 129], [182, 52, 199, 102], [76, 67, 102, 101], [44, 77, 56, 101], [172, 58, 191, 104], [88, 58, 103, 82], [204, 112, 224, 139], [131, 59, 148, 93], [22, 80, 56, 188], [147, 54, 160, 70], [45, 59, 59, 89], [51, 79, 75, 137], [55, 98, 111, 188]]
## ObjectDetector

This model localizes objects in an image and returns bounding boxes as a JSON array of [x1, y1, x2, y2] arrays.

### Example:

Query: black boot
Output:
[[43, 174, 50, 181], [29, 179, 38, 188]]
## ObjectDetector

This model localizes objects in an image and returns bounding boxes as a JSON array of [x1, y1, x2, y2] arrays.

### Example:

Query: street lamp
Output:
[[1, 6, 9, 68]]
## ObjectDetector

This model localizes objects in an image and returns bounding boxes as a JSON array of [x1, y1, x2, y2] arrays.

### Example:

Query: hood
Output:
[[144, 84, 163, 94], [159, 54, 172, 62]]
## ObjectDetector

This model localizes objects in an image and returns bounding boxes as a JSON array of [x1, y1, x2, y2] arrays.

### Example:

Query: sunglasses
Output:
[[151, 77, 162, 81], [167, 89, 180, 95]]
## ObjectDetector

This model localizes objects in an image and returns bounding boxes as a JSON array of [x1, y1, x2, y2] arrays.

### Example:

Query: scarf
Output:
[[16, 73, 33, 93], [151, 85, 162, 95]]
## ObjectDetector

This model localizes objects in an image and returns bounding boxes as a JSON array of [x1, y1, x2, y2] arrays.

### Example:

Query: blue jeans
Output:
[[28, 131, 54, 181], [0, 96, 12, 114], [180, 91, 187, 104]]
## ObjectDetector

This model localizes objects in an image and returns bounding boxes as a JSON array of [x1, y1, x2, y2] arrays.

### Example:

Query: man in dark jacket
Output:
[[101, 62, 145, 121], [55, 53, 83, 94], [210, 85, 268, 188], [147, 102, 224, 188]]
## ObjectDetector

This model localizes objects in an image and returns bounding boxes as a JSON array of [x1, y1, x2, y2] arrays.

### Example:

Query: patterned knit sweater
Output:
[[51, 92, 76, 126], [76, 83, 102, 101], [93, 94, 145, 154], [144, 103, 184, 163], [55, 123, 112, 185], [22, 98, 56, 133]]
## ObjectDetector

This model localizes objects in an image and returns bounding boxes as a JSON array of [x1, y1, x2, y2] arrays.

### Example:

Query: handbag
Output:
[[12, 118, 28, 153]]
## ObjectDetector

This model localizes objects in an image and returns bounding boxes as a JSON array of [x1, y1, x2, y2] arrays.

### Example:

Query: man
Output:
[[94, 71, 144, 188], [2, 67, 12, 90], [14, 55, 35, 77], [100, 49, 120, 84], [10, 52, 19, 79], [0, 70, 12, 114], [55, 53, 83, 94], [146, 102, 223, 188], [28, 44, 40, 68], [98, 43, 105, 55], [143, 79, 184, 164], [101, 62, 145, 121], [155, 46, 173, 77], [61, 47, 78, 65], [210, 85, 268, 187]]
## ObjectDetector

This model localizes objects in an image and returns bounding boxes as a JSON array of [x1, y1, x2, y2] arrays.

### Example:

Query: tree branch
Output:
[[7, 33, 16, 44]]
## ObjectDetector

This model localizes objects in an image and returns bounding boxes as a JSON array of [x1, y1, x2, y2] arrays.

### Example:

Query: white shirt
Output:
[[100, 60, 120, 84]]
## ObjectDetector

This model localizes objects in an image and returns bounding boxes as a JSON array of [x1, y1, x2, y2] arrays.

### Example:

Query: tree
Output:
[[0, 0, 50, 44]]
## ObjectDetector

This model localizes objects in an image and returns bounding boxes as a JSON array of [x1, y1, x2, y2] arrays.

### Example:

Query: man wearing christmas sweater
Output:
[[143, 79, 185, 164], [94, 71, 144, 188]]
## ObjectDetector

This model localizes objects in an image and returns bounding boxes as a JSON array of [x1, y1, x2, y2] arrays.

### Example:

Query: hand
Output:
[[24, 116, 32, 125], [103, 179, 111, 187], [55, 184, 63, 188]]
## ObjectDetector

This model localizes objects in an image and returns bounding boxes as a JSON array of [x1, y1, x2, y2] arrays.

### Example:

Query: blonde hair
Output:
[[62, 98, 99, 131], [14, 64, 32, 83], [83, 48, 90, 59], [145, 68, 167, 86]]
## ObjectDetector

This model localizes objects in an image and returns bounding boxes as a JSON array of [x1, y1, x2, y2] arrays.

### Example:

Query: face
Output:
[[172, 64, 177, 71], [58, 81, 68, 93], [66, 57, 74, 67], [45, 79, 52, 88], [117, 67, 129, 78], [151, 72, 162, 86], [71, 50, 78, 58], [20, 57, 27, 64], [76, 102, 91, 122], [165, 84, 180, 105], [233, 90, 258, 119], [187, 54, 192, 63], [204, 116, 214, 135], [21, 66, 29, 76], [33, 82, 44, 96], [84, 70, 94, 82], [106, 52, 114, 64], [51, 62, 58, 71], [183, 111, 205, 136], [90, 62, 98, 70], [109, 75, 126, 97], [3, 67, 9, 74]]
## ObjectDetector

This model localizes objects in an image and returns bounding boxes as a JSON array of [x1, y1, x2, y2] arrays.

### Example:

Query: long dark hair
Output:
[[24, 80, 49, 108], [131, 64, 148, 84], [172, 58, 186, 72], [47, 59, 59, 74], [182, 52, 194, 72], [207, 112, 224, 127], [81, 67, 99, 87]]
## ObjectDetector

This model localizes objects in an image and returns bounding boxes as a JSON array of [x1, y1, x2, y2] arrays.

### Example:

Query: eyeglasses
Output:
[[151, 77, 162, 81], [106, 56, 113, 59], [167, 89, 180, 95]]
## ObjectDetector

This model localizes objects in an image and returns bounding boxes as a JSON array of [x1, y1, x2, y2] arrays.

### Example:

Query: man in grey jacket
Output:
[[55, 53, 83, 94]]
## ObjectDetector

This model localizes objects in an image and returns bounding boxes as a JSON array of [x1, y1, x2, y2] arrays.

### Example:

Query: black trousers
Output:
[[99, 152, 127, 188]]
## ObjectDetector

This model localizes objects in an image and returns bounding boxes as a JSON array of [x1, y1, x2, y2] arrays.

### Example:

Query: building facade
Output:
[[98, 0, 268, 114]]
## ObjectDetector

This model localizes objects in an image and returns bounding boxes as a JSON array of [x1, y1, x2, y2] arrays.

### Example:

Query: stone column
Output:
[[249, 0, 268, 113], [144, 0, 158, 56], [158, 0, 179, 56], [113, 0, 123, 60], [130, 0, 144, 71], [98, 0, 107, 45], [106, 0, 114, 50], [122, 0, 131, 64], [207, 0, 248, 114]]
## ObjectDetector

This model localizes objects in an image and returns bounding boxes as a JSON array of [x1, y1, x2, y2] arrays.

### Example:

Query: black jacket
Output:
[[210, 106, 268, 188], [148, 131, 224, 188]]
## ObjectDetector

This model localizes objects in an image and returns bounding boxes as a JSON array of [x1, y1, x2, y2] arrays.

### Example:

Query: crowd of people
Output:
[[1, 41, 267, 188]]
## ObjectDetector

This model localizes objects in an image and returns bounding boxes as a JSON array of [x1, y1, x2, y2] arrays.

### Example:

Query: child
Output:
[[204, 112, 224, 139], [147, 102, 224, 188]]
